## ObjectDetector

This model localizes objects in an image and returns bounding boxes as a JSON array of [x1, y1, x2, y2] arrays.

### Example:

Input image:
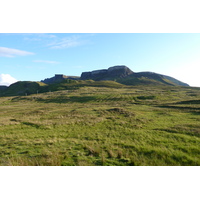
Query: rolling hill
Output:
[[81, 66, 189, 87], [0, 65, 190, 97]]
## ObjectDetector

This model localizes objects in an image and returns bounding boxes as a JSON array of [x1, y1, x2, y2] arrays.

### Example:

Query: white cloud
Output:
[[0, 74, 18, 86], [33, 60, 60, 64], [0, 47, 35, 57]]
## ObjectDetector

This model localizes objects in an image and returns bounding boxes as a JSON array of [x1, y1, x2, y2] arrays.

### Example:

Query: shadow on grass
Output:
[[156, 105, 200, 114], [36, 96, 129, 104], [21, 122, 43, 129], [36, 96, 99, 103], [154, 126, 200, 138], [176, 100, 200, 104]]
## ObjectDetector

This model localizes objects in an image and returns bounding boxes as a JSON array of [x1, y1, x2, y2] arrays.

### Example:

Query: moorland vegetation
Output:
[[0, 80, 199, 166]]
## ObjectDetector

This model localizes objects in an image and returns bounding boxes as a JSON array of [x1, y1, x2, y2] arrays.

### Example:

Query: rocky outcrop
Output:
[[40, 66, 189, 87], [81, 69, 107, 80], [107, 66, 134, 78], [41, 74, 80, 84], [81, 65, 134, 80]]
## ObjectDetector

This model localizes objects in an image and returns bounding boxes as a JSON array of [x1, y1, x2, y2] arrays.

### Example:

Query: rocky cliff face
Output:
[[81, 65, 134, 80], [41, 74, 79, 84]]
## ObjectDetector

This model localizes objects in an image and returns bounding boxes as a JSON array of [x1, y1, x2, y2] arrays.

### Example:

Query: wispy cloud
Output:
[[0, 74, 18, 86], [41, 34, 57, 39], [48, 35, 85, 49], [0, 47, 34, 57], [24, 37, 42, 41], [22, 34, 91, 49], [24, 33, 57, 42], [33, 60, 60, 64]]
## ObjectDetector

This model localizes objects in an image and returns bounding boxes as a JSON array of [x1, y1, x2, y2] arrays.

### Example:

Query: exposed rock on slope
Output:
[[0, 65, 190, 97], [81, 66, 189, 87], [39, 65, 189, 87], [41, 74, 80, 84], [81, 65, 134, 80]]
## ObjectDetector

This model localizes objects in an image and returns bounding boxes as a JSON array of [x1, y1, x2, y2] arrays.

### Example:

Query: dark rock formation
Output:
[[40, 66, 189, 87], [41, 74, 80, 84], [107, 65, 134, 78], [81, 69, 108, 80], [81, 65, 134, 80]]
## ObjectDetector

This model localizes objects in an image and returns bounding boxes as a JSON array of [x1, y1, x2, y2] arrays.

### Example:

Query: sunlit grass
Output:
[[0, 85, 200, 165]]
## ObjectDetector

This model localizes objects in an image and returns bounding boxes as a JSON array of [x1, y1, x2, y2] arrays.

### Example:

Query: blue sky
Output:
[[1, 33, 200, 86]]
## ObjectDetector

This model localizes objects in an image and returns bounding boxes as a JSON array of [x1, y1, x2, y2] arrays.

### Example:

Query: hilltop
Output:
[[81, 65, 189, 87], [81, 65, 134, 80], [40, 65, 189, 87], [0, 65, 190, 97], [41, 74, 79, 84]]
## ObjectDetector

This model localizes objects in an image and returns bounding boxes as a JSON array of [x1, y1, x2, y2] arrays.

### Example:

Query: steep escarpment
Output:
[[41, 74, 80, 84], [81, 65, 134, 80], [81, 65, 189, 86]]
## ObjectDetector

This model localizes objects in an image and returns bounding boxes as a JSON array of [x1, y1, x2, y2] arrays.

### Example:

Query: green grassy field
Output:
[[0, 84, 200, 166]]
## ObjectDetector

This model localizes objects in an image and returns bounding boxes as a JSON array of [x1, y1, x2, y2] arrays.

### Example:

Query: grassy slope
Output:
[[0, 74, 186, 97], [117, 75, 175, 86], [0, 85, 200, 166], [2, 81, 47, 96], [0, 80, 124, 97], [117, 72, 189, 86]]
